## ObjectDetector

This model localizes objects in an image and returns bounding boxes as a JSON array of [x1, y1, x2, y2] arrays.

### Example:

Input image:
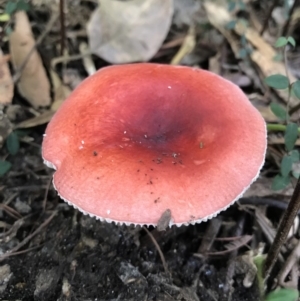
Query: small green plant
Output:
[[0, 131, 21, 177], [253, 254, 299, 301], [227, 0, 246, 13], [0, 0, 30, 31], [4, 0, 29, 15], [6, 131, 20, 156], [265, 36, 300, 190], [0, 160, 12, 177], [264, 288, 299, 301]]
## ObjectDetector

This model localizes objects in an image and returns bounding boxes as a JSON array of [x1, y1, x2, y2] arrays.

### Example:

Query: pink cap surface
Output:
[[42, 64, 266, 226]]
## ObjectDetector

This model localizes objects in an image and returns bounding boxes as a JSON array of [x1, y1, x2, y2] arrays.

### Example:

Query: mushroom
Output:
[[42, 63, 266, 227]]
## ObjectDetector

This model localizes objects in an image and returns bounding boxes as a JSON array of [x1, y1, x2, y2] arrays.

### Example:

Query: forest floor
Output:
[[1, 0, 300, 300]]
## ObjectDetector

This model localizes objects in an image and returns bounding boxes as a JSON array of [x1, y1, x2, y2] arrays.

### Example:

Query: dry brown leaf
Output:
[[50, 70, 71, 111], [9, 11, 51, 108], [15, 111, 55, 129], [268, 136, 300, 146], [0, 49, 13, 104], [171, 25, 196, 65], [15, 112, 56, 130], [204, 1, 299, 106], [209, 52, 221, 74], [87, 0, 173, 63], [16, 71, 71, 129], [223, 235, 253, 251]]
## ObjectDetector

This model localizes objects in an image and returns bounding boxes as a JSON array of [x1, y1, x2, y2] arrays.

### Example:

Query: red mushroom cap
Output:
[[42, 63, 266, 226]]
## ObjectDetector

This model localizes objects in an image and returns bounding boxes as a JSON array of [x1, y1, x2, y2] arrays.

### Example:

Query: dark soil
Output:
[[0, 200, 260, 300], [0, 139, 261, 300]]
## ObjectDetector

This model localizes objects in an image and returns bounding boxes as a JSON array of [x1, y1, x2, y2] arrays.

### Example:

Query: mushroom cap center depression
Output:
[[81, 77, 223, 170]]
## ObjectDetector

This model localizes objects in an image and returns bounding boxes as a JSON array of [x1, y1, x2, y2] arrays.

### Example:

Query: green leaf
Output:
[[238, 2, 246, 10], [0, 13, 10, 22], [16, 0, 30, 12], [5, 1, 17, 15], [292, 80, 300, 99], [238, 48, 248, 58], [253, 254, 265, 272], [265, 74, 289, 90], [289, 149, 300, 162], [285, 122, 299, 151], [273, 53, 283, 62], [240, 35, 247, 46], [14, 129, 31, 137], [275, 37, 288, 48], [6, 132, 20, 156], [226, 20, 237, 29], [0, 160, 12, 177], [253, 254, 266, 297], [281, 155, 293, 177], [287, 36, 296, 47], [228, 1, 236, 12], [265, 288, 299, 301], [246, 46, 253, 55], [5, 25, 12, 36], [272, 174, 290, 191], [270, 102, 288, 120]]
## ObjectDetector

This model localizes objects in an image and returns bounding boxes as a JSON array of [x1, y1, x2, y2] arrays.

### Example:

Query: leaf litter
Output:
[[87, 0, 174, 63]]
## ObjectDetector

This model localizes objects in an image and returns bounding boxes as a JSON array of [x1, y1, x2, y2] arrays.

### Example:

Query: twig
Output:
[[281, 0, 300, 37], [0, 243, 45, 258], [239, 197, 299, 213], [223, 214, 246, 297], [0, 219, 24, 241], [197, 235, 252, 256], [170, 25, 196, 65], [267, 123, 300, 133], [289, 101, 300, 115], [0, 210, 57, 262], [51, 51, 92, 69], [260, 0, 280, 36], [42, 176, 53, 212], [60, 0, 66, 55], [278, 239, 300, 288], [4, 192, 18, 206], [0, 204, 22, 219], [197, 217, 222, 254], [143, 226, 169, 274], [255, 209, 284, 263], [264, 177, 300, 277]]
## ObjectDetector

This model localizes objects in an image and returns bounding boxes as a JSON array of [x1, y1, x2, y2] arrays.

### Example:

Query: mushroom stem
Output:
[[267, 123, 300, 133]]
